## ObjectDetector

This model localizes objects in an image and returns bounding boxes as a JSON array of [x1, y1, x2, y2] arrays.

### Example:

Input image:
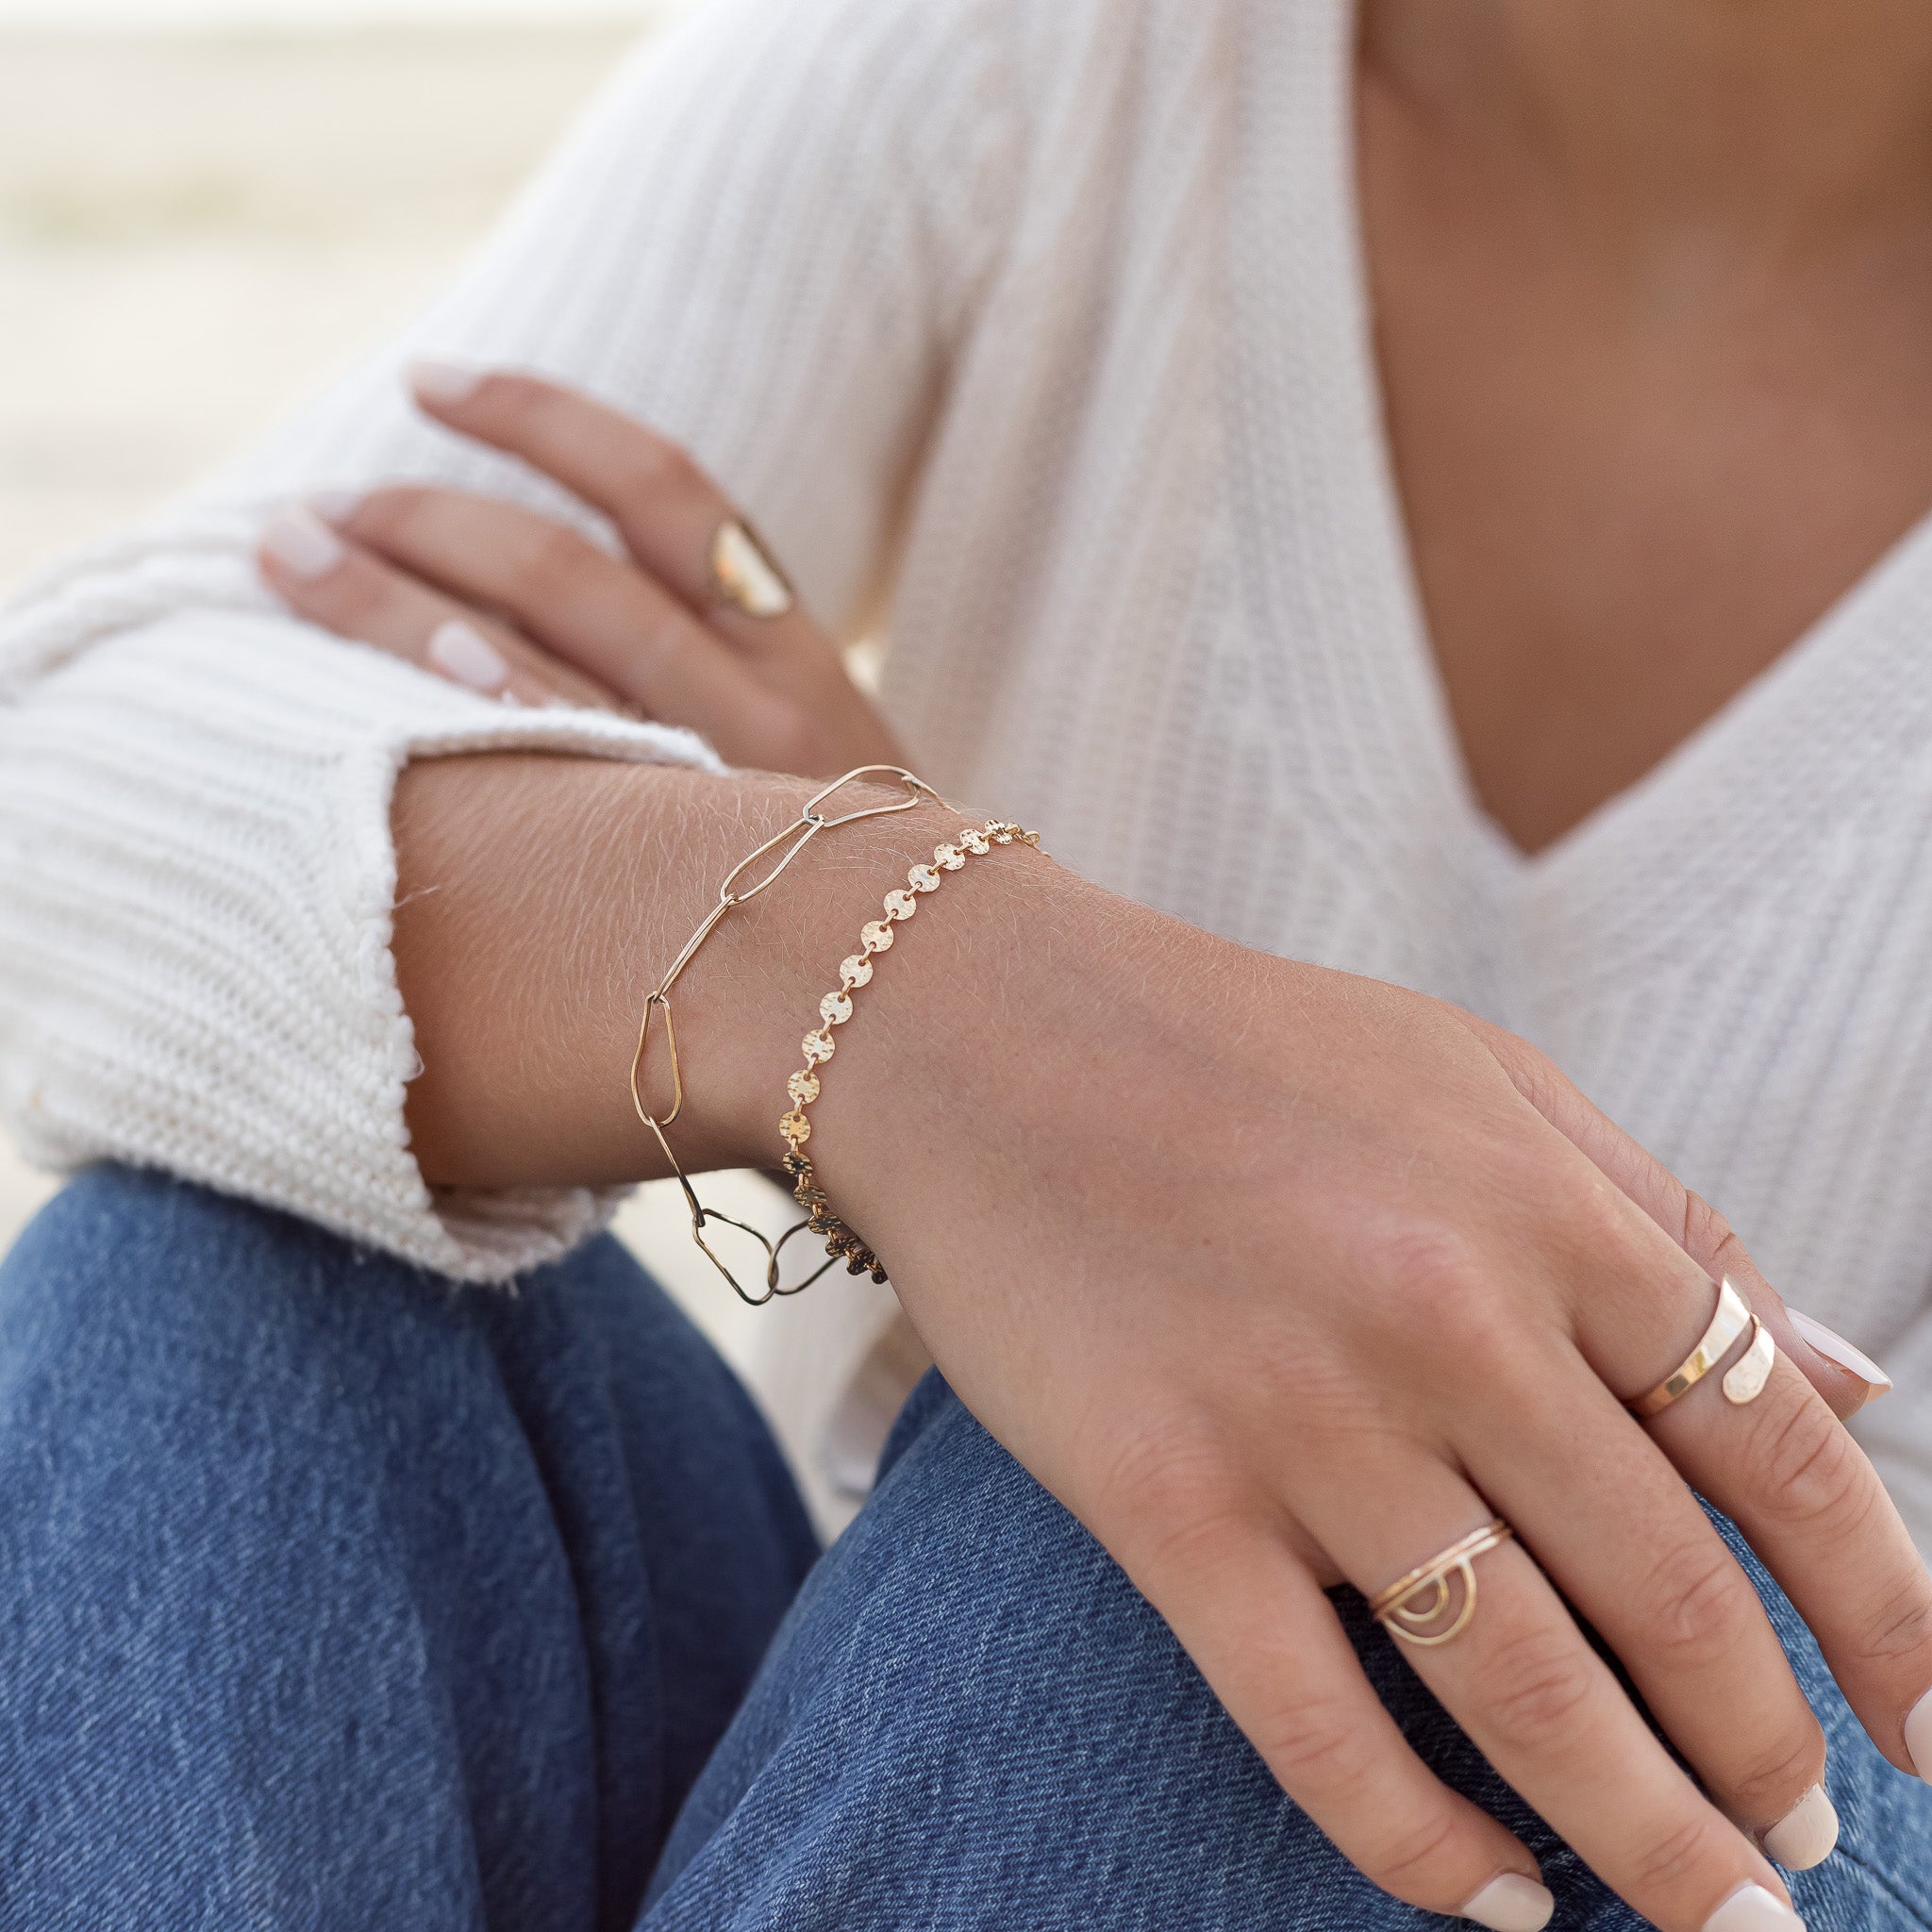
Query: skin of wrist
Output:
[[390, 751, 1070, 1196]]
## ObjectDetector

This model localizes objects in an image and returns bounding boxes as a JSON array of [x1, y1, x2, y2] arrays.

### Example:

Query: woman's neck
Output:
[[1361, 0, 1932, 245]]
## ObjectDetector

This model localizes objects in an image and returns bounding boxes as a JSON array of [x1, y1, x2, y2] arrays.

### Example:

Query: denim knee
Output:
[[646, 1373, 1932, 1932], [0, 1164, 814, 1932]]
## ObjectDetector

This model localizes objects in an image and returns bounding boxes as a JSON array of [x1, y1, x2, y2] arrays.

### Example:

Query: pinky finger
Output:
[[258, 505, 625, 715], [421, 616, 591, 712], [1128, 1524, 1554, 1929]]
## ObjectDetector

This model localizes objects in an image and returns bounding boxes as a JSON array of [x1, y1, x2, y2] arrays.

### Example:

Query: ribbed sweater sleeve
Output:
[[0, 0, 1024, 1280]]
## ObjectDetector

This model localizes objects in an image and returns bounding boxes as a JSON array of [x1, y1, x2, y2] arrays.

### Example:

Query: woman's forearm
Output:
[[389, 751, 1050, 1193]]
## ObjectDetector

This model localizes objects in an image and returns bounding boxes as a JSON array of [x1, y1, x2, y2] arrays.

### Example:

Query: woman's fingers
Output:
[[397, 362, 905, 772], [257, 506, 624, 713], [1500, 1121, 1932, 1794], [1469, 1349, 1836, 1867], [1308, 1464, 1804, 1932], [406, 361, 841, 679], [1645, 1335, 1932, 1785], [321, 486, 815, 770], [1107, 1493, 1557, 1929], [1461, 1012, 1883, 1420]]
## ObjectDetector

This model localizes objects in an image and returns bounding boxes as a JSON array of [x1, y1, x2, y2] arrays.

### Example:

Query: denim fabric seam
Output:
[[1836, 1843, 1932, 1930]]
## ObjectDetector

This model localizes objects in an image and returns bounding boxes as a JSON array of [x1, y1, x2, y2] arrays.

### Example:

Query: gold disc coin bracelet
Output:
[[779, 816, 1042, 1285], [629, 765, 945, 1307], [1369, 1521, 1517, 1649]]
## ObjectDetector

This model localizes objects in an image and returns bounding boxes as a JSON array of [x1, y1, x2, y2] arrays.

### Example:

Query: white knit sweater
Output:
[[7, 0, 1932, 1547]]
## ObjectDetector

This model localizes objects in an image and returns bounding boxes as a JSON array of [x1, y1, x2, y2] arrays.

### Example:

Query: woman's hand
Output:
[[283, 365, 1932, 1931], [806, 850, 1932, 1932], [384, 733, 1924, 1932], [258, 363, 902, 778]]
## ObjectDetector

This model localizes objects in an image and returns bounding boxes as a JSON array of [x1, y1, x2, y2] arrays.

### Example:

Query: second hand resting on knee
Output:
[[256, 369, 1932, 1932]]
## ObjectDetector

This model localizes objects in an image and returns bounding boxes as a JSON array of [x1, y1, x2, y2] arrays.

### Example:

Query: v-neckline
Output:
[[1274, 0, 1932, 896]]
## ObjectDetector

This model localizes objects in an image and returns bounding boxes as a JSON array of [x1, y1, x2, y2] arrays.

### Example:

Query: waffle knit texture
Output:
[[6, 0, 1932, 1541]]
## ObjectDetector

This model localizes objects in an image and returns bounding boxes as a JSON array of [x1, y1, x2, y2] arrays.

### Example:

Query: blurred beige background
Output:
[[0, 4, 881, 1495], [0, 8, 652, 1237]]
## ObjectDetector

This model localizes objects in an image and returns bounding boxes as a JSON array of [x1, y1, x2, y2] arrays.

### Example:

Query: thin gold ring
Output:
[[708, 517, 795, 618], [1368, 1520, 1515, 1649], [1628, 1277, 1774, 1418]]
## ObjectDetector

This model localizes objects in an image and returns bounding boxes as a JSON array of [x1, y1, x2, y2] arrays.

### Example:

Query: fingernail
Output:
[[309, 489, 364, 525], [1705, 1882, 1806, 1931], [259, 506, 344, 580], [408, 357, 486, 405], [426, 620, 510, 694], [1458, 1873, 1555, 1931], [1788, 1310, 1892, 1393], [1761, 1783, 1838, 1870], [1907, 1686, 1932, 1780]]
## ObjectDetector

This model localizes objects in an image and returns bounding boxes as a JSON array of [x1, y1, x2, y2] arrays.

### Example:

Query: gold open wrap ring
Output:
[[1628, 1276, 1776, 1419], [1368, 1520, 1515, 1648], [708, 518, 796, 618]]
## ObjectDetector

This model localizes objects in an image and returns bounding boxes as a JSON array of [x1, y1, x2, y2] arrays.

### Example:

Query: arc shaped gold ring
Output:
[[1628, 1275, 1776, 1419], [708, 517, 796, 618], [1368, 1520, 1516, 1649]]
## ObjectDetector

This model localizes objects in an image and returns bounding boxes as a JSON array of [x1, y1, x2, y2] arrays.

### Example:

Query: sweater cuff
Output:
[[0, 611, 722, 1282]]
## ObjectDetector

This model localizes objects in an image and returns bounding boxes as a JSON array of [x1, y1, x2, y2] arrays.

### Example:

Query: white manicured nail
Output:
[[1907, 1686, 1932, 1780], [259, 506, 345, 580], [309, 489, 364, 525], [426, 620, 511, 694], [1788, 1310, 1892, 1393], [1761, 1784, 1838, 1870], [408, 357, 487, 405], [1458, 1873, 1554, 1930], [1705, 1882, 1806, 1931]]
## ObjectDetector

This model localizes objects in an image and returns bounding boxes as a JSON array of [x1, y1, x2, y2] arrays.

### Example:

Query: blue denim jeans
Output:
[[0, 1167, 1926, 1930]]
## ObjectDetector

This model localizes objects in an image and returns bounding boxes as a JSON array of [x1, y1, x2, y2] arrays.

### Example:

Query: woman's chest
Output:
[[881, 0, 1932, 1341], [1357, 65, 1932, 860]]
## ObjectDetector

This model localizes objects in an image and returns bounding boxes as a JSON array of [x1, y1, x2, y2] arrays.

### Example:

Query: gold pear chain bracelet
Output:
[[779, 815, 1041, 1285], [630, 765, 946, 1307]]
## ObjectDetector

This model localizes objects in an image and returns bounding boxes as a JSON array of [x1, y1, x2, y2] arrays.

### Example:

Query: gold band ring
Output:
[[1628, 1276, 1776, 1419], [1368, 1520, 1515, 1649], [708, 518, 796, 618]]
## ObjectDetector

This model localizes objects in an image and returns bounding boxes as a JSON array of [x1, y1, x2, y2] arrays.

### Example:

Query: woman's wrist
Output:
[[389, 750, 1059, 1197]]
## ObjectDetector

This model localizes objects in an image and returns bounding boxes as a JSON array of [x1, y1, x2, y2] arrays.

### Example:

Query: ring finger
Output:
[[405, 363, 840, 682], [1314, 1458, 1805, 1932], [317, 487, 805, 753]]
